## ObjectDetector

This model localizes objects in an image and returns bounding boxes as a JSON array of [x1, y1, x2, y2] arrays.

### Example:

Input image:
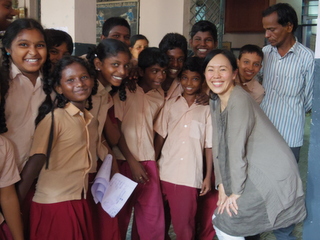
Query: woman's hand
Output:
[[217, 184, 228, 213], [218, 192, 241, 217], [128, 159, 149, 184], [199, 176, 211, 196]]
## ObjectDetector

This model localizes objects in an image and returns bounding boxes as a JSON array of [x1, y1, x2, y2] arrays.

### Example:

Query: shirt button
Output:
[[182, 141, 185, 144], [180, 158, 183, 160], [184, 125, 187, 128]]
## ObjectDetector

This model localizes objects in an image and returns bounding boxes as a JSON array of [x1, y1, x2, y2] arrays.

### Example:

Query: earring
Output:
[[96, 68, 100, 71], [6, 52, 10, 56]]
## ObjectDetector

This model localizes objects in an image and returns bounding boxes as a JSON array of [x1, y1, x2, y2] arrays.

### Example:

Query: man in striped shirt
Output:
[[261, 3, 314, 163]]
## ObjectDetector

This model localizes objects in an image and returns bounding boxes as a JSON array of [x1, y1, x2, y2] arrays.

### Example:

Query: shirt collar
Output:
[[65, 102, 93, 125], [269, 37, 298, 56], [96, 80, 112, 96], [10, 62, 43, 81]]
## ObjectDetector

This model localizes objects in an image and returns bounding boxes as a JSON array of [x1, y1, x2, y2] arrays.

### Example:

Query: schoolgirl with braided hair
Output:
[[86, 38, 131, 240], [17, 56, 97, 240], [0, 18, 52, 172]]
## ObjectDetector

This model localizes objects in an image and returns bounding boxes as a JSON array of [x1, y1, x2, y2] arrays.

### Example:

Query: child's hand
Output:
[[199, 177, 211, 196], [128, 160, 149, 183], [195, 92, 209, 105]]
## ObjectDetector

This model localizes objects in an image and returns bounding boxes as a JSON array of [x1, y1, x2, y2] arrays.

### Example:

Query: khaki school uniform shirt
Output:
[[165, 78, 183, 100], [113, 84, 164, 161], [0, 135, 21, 224], [154, 95, 212, 188], [3, 63, 46, 171], [88, 81, 113, 173], [30, 103, 93, 204]]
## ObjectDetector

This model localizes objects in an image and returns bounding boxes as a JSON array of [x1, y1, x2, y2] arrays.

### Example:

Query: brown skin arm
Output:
[[200, 148, 213, 196], [101, 137, 119, 176], [117, 121, 149, 183], [195, 92, 209, 105], [154, 133, 165, 161], [16, 154, 46, 204], [1, 185, 24, 240]]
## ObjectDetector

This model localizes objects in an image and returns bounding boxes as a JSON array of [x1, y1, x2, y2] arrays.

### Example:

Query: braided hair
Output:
[[37, 56, 97, 168], [0, 18, 52, 131], [86, 38, 131, 101]]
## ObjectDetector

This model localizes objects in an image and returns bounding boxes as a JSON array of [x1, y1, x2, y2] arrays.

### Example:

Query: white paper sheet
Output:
[[91, 154, 137, 217]]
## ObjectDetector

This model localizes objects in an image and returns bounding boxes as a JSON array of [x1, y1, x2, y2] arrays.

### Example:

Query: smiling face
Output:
[[6, 29, 47, 82], [139, 64, 166, 92], [166, 48, 185, 80], [205, 54, 237, 99], [0, 0, 16, 31], [94, 52, 130, 88], [237, 52, 262, 83], [180, 70, 202, 96], [262, 11, 293, 48], [104, 25, 131, 47], [130, 39, 148, 59], [189, 31, 217, 58], [55, 62, 94, 110]]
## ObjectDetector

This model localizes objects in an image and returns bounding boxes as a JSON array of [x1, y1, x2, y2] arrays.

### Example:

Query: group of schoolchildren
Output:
[[0, 3, 266, 240]]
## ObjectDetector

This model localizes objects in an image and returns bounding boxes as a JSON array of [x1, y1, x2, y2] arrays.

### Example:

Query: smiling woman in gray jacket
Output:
[[204, 49, 306, 240]]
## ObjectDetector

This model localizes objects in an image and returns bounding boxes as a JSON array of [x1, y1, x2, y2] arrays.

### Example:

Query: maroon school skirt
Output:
[[30, 199, 94, 240], [0, 222, 13, 240]]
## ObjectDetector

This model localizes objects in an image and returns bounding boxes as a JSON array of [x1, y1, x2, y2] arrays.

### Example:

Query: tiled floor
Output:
[[126, 114, 311, 240]]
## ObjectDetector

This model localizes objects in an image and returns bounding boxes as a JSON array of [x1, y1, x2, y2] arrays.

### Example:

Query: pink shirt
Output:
[[89, 81, 113, 173], [0, 135, 20, 224], [113, 84, 164, 161], [154, 95, 212, 188], [165, 78, 183, 100], [3, 63, 46, 171], [30, 103, 93, 204], [236, 76, 265, 105]]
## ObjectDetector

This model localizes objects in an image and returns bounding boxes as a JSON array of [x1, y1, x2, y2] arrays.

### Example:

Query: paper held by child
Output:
[[91, 154, 137, 217]]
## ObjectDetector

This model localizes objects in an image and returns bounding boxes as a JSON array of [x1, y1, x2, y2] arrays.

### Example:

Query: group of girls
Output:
[[0, 12, 306, 240]]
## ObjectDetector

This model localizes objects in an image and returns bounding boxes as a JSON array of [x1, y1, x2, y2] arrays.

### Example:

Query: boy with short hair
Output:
[[101, 17, 131, 47], [159, 33, 188, 99], [189, 20, 218, 59], [113, 47, 168, 240], [154, 57, 212, 240], [236, 44, 265, 104]]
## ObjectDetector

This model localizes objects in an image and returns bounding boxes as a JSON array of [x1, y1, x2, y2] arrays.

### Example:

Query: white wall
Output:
[[139, 0, 188, 47], [41, 0, 95, 44]]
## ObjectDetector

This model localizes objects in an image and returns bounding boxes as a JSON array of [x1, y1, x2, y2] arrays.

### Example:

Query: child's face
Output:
[[49, 42, 70, 66], [94, 52, 130, 87], [6, 29, 47, 80], [130, 39, 148, 59], [180, 70, 202, 96], [166, 48, 185, 80], [205, 54, 237, 97], [0, 0, 15, 31], [56, 62, 94, 109], [140, 64, 167, 91], [189, 31, 217, 58], [237, 52, 262, 83], [105, 25, 130, 47]]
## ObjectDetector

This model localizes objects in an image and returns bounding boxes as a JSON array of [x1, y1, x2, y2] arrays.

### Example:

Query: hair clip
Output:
[[94, 54, 97, 57]]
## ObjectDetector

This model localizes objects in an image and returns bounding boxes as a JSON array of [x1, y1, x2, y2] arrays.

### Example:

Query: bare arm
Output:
[[117, 121, 149, 183], [154, 133, 165, 161], [1, 185, 24, 240], [16, 154, 46, 203], [200, 148, 213, 196]]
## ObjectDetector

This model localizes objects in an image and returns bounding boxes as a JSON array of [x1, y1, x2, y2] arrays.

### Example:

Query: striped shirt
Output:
[[260, 41, 314, 147]]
